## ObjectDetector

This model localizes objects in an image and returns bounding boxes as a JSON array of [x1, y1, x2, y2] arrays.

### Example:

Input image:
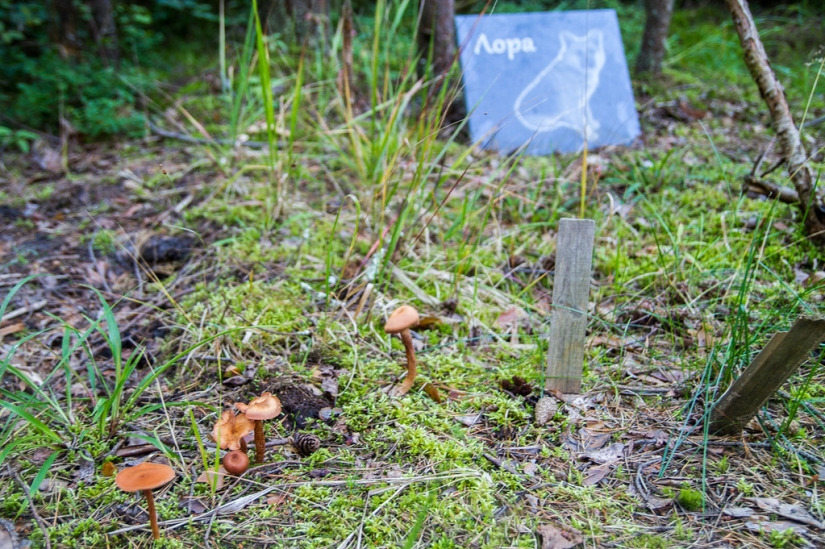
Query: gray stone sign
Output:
[[455, 10, 640, 155]]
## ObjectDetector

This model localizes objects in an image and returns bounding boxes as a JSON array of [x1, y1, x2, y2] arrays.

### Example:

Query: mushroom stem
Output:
[[143, 489, 160, 540], [397, 328, 417, 395], [253, 420, 266, 463]]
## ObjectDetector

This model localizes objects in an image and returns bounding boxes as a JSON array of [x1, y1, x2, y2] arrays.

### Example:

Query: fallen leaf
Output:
[[536, 522, 583, 549], [0, 321, 25, 340], [637, 429, 668, 445], [723, 506, 755, 518], [555, 393, 597, 411], [266, 494, 288, 506], [30, 447, 54, 465], [0, 518, 20, 549], [422, 383, 443, 403], [310, 364, 340, 398], [455, 413, 483, 427], [179, 496, 209, 514], [644, 495, 673, 511], [222, 375, 248, 387], [794, 268, 810, 285], [583, 464, 611, 486], [580, 429, 612, 452], [745, 519, 808, 535], [224, 366, 243, 377], [561, 431, 580, 453], [582, 442, 625, 465], [416, 315, 443, 329], [493, 305, 527, 329], [197, 466, 228, 491], [751, 498, 824, 528], [805, 271, 825, 288]]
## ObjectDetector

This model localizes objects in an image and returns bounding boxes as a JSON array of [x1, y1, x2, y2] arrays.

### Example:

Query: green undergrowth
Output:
[[2, 1, 825, 547]]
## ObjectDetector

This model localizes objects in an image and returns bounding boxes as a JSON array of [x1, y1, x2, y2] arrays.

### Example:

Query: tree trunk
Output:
[[725, 0, 825, 240], [52, 0, 80, 59], [260, 0, 329, 44], [417, 0, 456, 79], [90, 0, 119, 66], [636, 0, 674, 74], [417, 0, 466, 126]]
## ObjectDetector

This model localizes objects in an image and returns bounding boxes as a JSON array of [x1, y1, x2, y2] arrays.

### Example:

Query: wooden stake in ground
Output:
[[710, 317, 825, 436], [545, 218, 596, 394], [725, 0, 825, 240]]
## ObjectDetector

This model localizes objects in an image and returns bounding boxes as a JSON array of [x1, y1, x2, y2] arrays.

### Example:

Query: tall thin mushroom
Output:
[[236, 392, 282, 463], [115, 462, 176, 540], [384, 305, 420, 397]]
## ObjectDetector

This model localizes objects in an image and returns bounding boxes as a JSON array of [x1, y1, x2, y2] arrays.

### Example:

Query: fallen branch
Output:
[[744, 174, 799, 204], [1, 299, 48, 323], [148, 120, 284, 150], [725, 0, 825, 239]]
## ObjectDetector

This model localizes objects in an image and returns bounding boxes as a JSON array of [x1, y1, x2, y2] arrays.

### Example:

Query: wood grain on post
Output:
[[710, 317, 825, 436], [545, 218, 596, 394]]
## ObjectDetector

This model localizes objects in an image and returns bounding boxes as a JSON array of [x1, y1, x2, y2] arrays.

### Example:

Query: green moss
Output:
[[676, 488, 704, 511]]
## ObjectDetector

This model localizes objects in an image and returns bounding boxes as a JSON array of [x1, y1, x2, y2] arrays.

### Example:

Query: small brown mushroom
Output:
[[236, 392, 282, 463], [115, 462, 175, 540], [211, 409, 255, 452], [222, 450, 250, 475], [384, 305, 420, 397]]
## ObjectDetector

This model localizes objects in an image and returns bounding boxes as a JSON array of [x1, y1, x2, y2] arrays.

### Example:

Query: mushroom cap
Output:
[[237, 392, 282, 421], [212, 410, 255, 450], [222, 450, 250, 475], [115, 462, 175, 492], [384, 305, 420, 334]]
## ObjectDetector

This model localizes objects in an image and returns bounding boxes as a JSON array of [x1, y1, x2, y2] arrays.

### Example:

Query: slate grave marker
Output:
[[455, 10, 640, 155]]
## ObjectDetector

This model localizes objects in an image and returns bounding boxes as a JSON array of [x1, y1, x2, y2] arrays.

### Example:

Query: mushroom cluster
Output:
[[384, 305, 420, 397]]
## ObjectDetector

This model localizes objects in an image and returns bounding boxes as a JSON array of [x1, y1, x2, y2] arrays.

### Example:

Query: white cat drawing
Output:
[[514, 29, 605, 142]]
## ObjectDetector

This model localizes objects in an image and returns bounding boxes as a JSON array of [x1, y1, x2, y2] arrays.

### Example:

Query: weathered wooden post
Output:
[[710, 317, 825, 435], [545, 218, 596, 394]]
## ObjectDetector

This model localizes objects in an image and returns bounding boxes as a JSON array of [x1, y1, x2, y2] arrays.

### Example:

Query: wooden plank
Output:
[[710, 317, 825, 435], [545, 218, 596, 394]]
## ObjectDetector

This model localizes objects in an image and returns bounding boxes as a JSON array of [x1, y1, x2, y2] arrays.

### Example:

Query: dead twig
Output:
[[148, 120, 284, 149], [9, 465, 52, 549], [1, 299, 48, 323], [743, 174, 799, 204]]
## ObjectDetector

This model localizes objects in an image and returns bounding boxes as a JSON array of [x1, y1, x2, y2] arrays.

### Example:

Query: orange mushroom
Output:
[[384, 305, 420, 397], [211, 409, 255, 452], [236, 392, 282, 463], [222, 450, 250, 475], [115, 462, 175, 540]]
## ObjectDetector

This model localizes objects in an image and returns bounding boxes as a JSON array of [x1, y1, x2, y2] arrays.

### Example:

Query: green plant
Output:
[[717, 455, 729, 474], [768, 526, 800, 548], [676, 488, 703, 511], [737, 478, 755, 496], [0, 125, 38, 152]]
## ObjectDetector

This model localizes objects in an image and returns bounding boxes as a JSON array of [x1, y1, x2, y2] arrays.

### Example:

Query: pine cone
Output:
[[292, 433, 321, 457], [534, 396, 558, 426]]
